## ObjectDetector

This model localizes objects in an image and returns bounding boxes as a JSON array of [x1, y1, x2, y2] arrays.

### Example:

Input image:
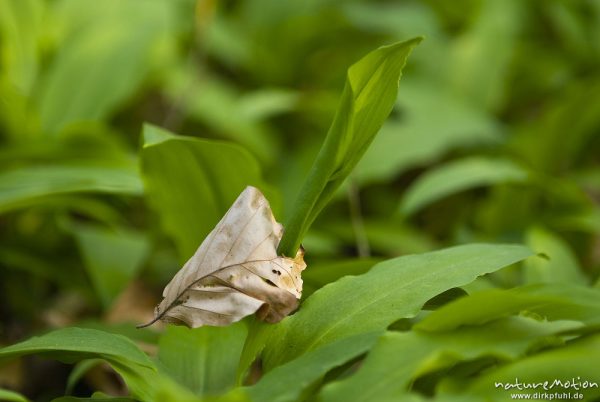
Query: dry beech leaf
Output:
[[139, 186, 306, 328]]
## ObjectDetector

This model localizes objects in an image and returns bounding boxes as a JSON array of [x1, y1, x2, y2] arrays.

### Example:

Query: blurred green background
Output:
[[0, 0, 599, 399]]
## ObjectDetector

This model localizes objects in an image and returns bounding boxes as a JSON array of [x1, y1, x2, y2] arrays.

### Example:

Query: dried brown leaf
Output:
[[139, 186, 306, 328]]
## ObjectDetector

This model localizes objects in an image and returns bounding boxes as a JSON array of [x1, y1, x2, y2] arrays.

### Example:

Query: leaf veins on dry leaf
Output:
[[139, 186, 306, 328]]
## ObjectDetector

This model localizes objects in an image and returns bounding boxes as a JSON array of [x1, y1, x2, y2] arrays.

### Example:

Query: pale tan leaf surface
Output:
[[140, 186, 306, 328]]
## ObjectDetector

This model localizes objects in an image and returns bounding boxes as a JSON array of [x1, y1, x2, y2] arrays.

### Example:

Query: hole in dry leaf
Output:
[[263, 278, 277, 287]]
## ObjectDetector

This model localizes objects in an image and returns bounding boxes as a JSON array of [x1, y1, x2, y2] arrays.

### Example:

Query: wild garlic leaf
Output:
[[278, 37, 422, 256]]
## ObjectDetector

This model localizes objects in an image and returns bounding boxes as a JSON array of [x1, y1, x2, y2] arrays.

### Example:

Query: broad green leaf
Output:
[[0, 165, 142, 214], [415, 284, 600, 332], [524, 226, 587, 285], [0, 389, 29, 402], [140, 124, 273, 260], [357, 82, 503, 184], [320, 317, 579, 402], [400, 157, 529, 216], [302, 258, 381, 290], [0, 327, 153, 368], [247, 331, 381, 402], [71, 224, 149, 308], [264, 244, 533, 368], [158, 322, 247, 396], [278, 37, 422, 256], [73, 320, 160, 346], [38, 0, 176, 134], [453, 334, 600, 401], [0, 327, 169, 401]]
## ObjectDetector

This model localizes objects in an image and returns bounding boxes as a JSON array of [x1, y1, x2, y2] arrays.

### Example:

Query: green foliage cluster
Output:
[[1, 0, 599, 401]]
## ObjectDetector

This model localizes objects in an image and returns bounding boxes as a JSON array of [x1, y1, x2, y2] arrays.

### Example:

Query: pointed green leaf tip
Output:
[[278, 37, 422, 257], [142, 123, 175, 147]]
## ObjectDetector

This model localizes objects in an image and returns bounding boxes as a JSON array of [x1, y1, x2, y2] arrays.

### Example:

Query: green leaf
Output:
[[236, 319, 274, 386], [72, 224, 149, 308], [400, 157, 529, 216], [140, 124, 274, 260], [415, 283, 600, 332], [158, 322, 247, 396], [0, 327, 153, 367], [37, 0, 176, 134], [0, 389, 29, 402], [264, 243, 533, 368], [0, 327, 164, 401], [524, 226, 588, 285], [320, 317, 579, 402], [0, 165, 142, 214], [453, 334, 600, 400], [278, 37, 422, 256], [302, 258, 381, 290], [247, 331, 381, 402], [74, 321, 160, 346]]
